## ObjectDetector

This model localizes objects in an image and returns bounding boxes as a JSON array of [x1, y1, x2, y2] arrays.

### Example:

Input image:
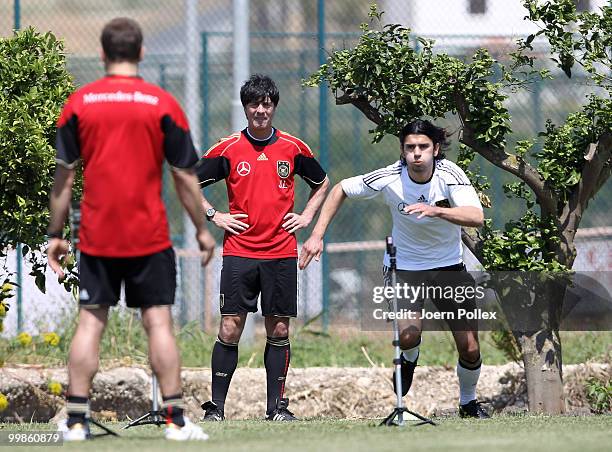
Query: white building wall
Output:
[[384, 0, 609, 37]]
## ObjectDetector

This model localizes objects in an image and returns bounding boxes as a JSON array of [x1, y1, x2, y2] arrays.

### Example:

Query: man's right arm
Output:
[[171, 167, 215, 266], [47, 165, 75, 280], [298, 167, 385, 269], [47, 99, 79, 280], [196, 146, 250, 235], [298, 182, 347, 270], [162, 97, 217, 265]]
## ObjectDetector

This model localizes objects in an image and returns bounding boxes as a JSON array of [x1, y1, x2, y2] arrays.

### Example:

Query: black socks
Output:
[[66, 395, 89, 428], [162, 393, 186, 427], [264, 336, 290, 414], [211, 336, 239, 411]]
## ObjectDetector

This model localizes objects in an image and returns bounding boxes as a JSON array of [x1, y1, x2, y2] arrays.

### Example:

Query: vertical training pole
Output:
[[318, 0, 330, 331]]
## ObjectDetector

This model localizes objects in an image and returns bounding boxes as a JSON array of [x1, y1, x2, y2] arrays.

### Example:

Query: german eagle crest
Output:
[[277, 160, 290, 178]]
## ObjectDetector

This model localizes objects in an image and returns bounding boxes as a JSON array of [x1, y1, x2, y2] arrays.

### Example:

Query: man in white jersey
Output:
[[299, 119, 489, 418]]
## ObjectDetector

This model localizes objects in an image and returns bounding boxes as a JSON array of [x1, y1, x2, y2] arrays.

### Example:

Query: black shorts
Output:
[[383, 263, 478, 330], [219, 256, 297, 317], [78, 247, 177, 309]]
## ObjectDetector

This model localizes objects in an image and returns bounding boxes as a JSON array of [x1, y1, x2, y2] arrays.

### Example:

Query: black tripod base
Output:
[[89, 417, 121, 437], [380, 407, 437, 427], [122, 410, 165, 429]]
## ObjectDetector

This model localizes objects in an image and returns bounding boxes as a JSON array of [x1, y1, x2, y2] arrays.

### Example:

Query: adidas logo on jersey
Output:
[[79, 289, 90, 301], [417, 194, 427, 203], [257, 153, 268, 161]]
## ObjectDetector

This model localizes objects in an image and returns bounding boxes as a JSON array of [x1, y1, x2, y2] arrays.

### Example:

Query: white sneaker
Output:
[[57, 419, 90, 441], [164, 417, 209, 441]]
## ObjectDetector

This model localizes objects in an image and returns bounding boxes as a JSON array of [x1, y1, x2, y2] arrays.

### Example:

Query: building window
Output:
[[575, 0, 590, 12], [468, 0, 487, 15]]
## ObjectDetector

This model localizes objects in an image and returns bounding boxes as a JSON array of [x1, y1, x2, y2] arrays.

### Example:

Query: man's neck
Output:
[[408, 165, 434, 183], [246, 126, 274, 141], [105, 62, 139, 77]]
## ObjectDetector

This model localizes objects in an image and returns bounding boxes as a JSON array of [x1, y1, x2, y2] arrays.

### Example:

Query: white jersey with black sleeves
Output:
[[340, 159, 482, 270]]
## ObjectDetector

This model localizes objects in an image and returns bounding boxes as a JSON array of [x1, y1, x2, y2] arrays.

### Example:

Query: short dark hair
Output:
[[399, 119, 449, 161], [240, 74, 280, 107], [101, 18, 143, 63]]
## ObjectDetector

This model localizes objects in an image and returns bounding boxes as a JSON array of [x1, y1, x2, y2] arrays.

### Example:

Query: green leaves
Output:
[[520, 0, 612, 88], [307, 3, 611, 273], [535, 95, 612, 203], [0, 28, 74, 292], [481, 212, 567, 272], [585, 377, 612, 414], [305, 16, 512, 150], [305, 19, 460, 141]]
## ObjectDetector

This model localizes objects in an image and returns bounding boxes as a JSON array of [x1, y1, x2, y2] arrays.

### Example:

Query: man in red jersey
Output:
[[197, 74, 329, 421], [46, 18, 214, 441]]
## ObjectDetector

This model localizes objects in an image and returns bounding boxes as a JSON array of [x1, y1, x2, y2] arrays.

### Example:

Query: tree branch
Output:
[[462, 228, 484, 263], [453, 92, 558, 218], [559, 132, 612, 245], [335, 91, 384, 126]]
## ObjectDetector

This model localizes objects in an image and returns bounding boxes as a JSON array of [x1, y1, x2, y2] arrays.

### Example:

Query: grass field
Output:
[[1, 415, 611, 452]]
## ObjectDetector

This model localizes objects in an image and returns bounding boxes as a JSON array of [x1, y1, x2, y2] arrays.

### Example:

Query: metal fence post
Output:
[[318, 0, 330, 331], [199, 31, 211, 331], [352, 108, 364, 306], [14, 0, 23, 333], [200, 32, 209, 151], [299, 49, 307, 140], [532, 77, 542, 142], [16, 245, 23, 333], [14, 0, 20, 31]]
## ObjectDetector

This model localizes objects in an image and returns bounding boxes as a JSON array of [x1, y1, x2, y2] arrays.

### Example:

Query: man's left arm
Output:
[[403, 204, 483, 227], [283, 151, 329, 233], [282, 176, 330, 233], [404, 182, 484, 227]]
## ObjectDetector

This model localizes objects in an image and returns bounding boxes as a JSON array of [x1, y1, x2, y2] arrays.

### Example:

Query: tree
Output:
[[0, 28, 77, 298], [305, 0, 611, 414]]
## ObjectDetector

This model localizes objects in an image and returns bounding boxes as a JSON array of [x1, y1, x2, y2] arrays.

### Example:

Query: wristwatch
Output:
[[46, 231, 63, 239], [205, 207, 216, 221]]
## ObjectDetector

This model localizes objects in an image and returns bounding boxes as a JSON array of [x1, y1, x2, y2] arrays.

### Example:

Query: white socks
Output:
[[456, 356, 482, 405], [401, 337, 421, 363]]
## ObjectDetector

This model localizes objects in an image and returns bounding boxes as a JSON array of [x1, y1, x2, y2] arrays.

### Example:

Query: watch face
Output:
[[206, 208, 216, 217]]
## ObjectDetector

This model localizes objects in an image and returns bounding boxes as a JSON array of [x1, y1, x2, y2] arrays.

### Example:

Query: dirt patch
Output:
[[1, 363, 609, 422]]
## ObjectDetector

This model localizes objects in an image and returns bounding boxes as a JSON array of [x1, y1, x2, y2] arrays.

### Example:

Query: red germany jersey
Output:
[[55, 75, 198, 257], [198, 129, 326, 258]]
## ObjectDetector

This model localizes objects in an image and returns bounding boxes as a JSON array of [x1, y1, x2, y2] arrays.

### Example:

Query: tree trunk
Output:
[[517, 329, 565, 414]]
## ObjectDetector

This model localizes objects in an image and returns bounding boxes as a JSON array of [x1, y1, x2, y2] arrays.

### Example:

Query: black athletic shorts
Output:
[[383, 262, 478, 330], [219, 256, 297, 317], [78, 247, 177, 309]]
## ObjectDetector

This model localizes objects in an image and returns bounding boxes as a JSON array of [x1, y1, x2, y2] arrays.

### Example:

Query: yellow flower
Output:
[[43, 332, 60, 347], [0, 302, 6, 317], [17, 332, 32, 347], [0, 393, 8, 412], [48, 381, 63, 396], [1, 283, 12, 292]]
